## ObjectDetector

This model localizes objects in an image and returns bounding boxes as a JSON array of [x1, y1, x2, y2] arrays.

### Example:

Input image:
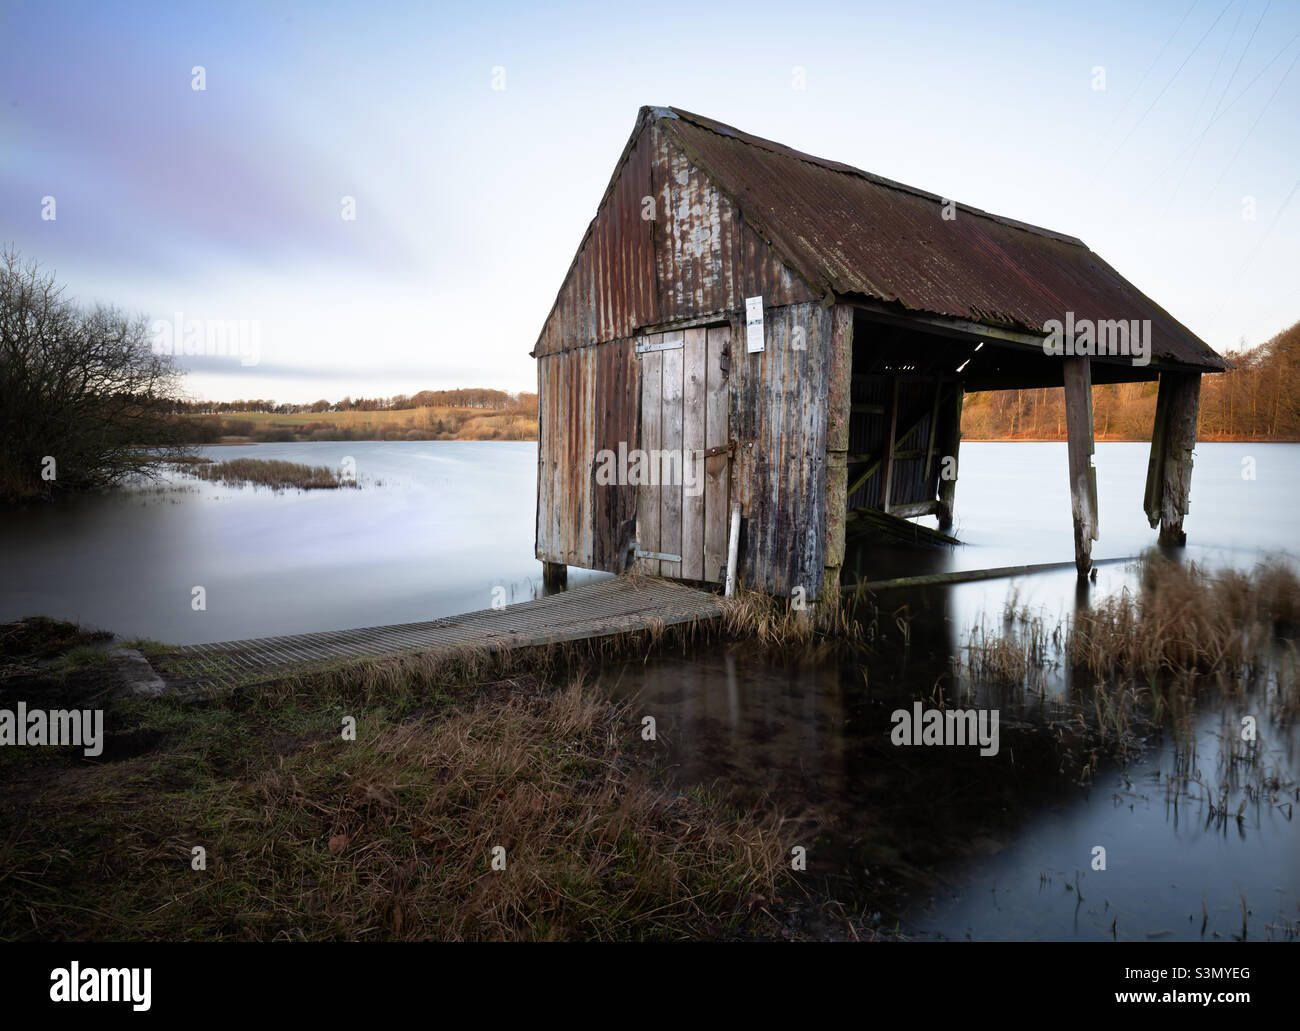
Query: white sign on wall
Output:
[[745, 296, 765, 353]]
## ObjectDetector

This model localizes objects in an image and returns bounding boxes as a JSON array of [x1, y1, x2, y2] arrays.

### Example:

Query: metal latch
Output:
[[699, 441, 735, 459]]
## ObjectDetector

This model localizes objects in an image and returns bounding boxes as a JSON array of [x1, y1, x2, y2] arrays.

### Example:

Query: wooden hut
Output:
[[532, 107, 1228, 600]]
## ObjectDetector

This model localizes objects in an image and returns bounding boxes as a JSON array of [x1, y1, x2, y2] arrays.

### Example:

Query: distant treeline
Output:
[[175, 404, 537, 445], [175, 388, 537, 416], [963, 319, 1300, 441]]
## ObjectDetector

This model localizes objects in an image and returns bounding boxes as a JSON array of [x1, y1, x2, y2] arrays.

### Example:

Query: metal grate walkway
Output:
[[153, 576, 723, 691]]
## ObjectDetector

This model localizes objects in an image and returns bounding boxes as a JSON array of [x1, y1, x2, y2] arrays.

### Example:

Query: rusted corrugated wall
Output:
[[533, 116, 814, 359]]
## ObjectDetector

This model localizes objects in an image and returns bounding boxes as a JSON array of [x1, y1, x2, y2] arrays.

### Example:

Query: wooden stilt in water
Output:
[[936, 386, 964, 532], [542, 561, 567, 593], [1063, 355, 1098, 577], [1144, 371, 1202, 546]]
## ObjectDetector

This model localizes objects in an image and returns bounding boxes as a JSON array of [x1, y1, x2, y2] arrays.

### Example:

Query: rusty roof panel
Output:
[[660, 108, 1226, 371]]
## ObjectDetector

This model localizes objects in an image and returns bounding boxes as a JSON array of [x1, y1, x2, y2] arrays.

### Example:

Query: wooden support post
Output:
[[880, 376, 900, 514], [542, 561, 567, 593], [1144, 371, 1202, 546], [936, 386, 963, 531], [1062, 356, 1098, 577], [822, 304, 853, 603]]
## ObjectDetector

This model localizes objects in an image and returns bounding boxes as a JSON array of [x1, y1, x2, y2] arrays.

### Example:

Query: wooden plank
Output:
[[703, 325, 730, 582], [659, 331, 684, 578], [823, 304, 854, 593], [923, 375, 942, 480], [796, 308, 822, 599], [681, 327, 707, 580], [857, 555, 1139, 592], [638, 336, 663, 575], [535, 355, 548, 560], [1063, 355, 1097, 576], [880, 376, 900, 514], [889, 500, 941, 519]]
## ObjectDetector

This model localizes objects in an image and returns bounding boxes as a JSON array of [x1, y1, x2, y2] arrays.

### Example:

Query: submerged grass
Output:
[[179, 457, 358, 491], [1070, 556, 1300, 689], [953, 554, 1300, 787]]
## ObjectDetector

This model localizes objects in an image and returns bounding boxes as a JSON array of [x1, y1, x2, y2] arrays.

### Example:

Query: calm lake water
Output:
[[0, 441, 602, 644], [2, 440, 1297, 940]]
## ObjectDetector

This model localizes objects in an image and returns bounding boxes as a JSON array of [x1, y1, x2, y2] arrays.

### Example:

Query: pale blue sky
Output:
[[2, 0, 1297, 402]]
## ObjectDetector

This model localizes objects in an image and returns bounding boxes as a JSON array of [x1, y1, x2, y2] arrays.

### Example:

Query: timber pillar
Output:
[[822, 304, 854, 602], [1063, 356, 1099, 577], [542, 561, 567, 593], [936, 387, 964, 532], [1144, 371, 1202, 546]]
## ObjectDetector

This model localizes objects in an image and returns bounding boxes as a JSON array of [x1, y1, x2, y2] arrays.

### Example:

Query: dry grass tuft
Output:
[[1069, 555, 1300, 688]]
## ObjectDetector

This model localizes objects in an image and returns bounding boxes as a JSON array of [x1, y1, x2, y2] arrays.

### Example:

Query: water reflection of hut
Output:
[[532, 107, 1227, 600]]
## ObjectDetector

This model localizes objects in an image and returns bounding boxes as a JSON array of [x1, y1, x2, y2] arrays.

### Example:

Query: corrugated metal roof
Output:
[[657, 107, 1226, 371]]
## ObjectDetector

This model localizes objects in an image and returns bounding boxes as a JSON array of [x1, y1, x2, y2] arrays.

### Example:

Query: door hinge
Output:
[[634, 546, 682, 562], [635, 337, 685, 355]]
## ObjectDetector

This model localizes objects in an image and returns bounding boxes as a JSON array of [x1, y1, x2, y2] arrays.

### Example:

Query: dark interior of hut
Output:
[[841, 307, 1161, 561]]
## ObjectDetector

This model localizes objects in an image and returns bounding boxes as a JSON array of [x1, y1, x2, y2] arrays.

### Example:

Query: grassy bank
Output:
[[0, 616, 828, 942]]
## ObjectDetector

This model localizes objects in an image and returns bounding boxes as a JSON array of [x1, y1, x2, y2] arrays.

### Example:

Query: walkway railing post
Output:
[[724, 502, 741, 597]]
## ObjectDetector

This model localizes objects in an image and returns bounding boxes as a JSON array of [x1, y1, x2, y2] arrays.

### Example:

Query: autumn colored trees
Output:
[[962, 319, 1300, 441]]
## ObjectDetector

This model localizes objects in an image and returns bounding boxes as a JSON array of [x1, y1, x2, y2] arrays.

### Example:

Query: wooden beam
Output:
[[1063, 356, 1098, 576], [889, 500, 942, 519], [924, 375, 942, 479], [936, 387, 963, 531], [823, 304, 854, 602], [542, 561, 567, 593], [880, 376, 900, 514], [856, 555, 1138, 592]]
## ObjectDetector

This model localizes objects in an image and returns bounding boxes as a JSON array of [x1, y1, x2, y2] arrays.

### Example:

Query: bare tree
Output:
[[0, 247, 190, 501]]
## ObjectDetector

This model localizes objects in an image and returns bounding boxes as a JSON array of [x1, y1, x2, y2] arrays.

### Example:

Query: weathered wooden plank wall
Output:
[[702, 326, 731, 583], [681, 328, 707, 581], [535, 116, 820, 581], [730, 301, 831, 598]]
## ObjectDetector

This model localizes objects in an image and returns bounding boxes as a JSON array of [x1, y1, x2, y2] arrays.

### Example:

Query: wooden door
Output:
[[635, 325, 730, 582]]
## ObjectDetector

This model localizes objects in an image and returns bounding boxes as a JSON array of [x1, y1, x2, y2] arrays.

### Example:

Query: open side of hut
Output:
[[531, 106, 1228, 600]]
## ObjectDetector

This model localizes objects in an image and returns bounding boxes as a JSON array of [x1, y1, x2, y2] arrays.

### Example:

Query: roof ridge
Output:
[[663, 106, 1087, 248]]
